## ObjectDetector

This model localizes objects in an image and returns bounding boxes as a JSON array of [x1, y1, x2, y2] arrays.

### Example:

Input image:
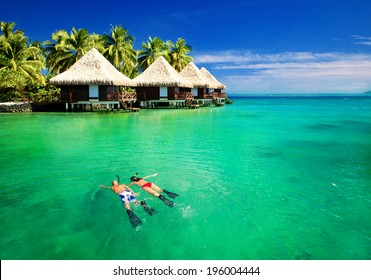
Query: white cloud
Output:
[[195, 51, 340, 64], [354, 42, 371, 46], [352, 35, 371, 46], [193, 50, 371, 94]]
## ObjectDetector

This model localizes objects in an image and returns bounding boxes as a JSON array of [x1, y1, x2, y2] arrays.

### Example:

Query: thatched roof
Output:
[[133, 56, 192, 88], [179, 62, 209, 88], [49, 48, 134, 86], [200, 67, 227, 90]]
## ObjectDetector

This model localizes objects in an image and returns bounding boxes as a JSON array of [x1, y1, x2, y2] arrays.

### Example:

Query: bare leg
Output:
[[124, 202, 131, 210], [152, 183, 179, 199], [142, 185, 175, 208], [141, 187, 174, 207], [150, 183, 163, 193], [143, 187, 160, 197]]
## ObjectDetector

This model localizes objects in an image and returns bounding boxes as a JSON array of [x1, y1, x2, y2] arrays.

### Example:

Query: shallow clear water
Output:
[[0, 95, 370, 260]]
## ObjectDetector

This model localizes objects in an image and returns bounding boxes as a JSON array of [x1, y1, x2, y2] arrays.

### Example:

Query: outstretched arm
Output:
[[100, 184, 111, 190], [124, 185, 139, 197], [143, 173, 158, 179]]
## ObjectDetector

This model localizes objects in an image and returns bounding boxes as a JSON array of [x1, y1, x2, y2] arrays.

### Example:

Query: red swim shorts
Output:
[[142, 182, 152, 189]]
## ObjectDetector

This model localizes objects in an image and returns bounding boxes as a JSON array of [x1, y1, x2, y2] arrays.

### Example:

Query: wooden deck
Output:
[[66, 100, 120, 111], [140, 98, 215, 109], [194, 99, 213, 106], [141, 99, 186, 109], [64, 93, 225, 111], [65, 91, 139, 112], [189, 104, 200, 109]]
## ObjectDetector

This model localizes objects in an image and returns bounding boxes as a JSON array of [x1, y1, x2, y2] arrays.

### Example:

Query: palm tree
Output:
[[43, 30, 69, 74], [68, 28, 92, 59], [44, 28, 94, 74], [0, 21, 24, 42], [90, 33, 104, 52], [137, 36, 169, 71], [101, 24, 137, 77], [166, 38, 193, 72], [0, 21, 45, 86]]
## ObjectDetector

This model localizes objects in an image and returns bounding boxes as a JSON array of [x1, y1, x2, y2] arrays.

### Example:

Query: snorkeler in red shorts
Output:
[[128, 173, 179, 208]]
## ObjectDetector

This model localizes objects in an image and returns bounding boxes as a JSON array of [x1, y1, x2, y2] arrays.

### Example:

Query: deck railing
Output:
[[107, 91, 137, 101], [212, 92, 227, 98], [119, 92, 137, 100], [176, 92, 194, 100]]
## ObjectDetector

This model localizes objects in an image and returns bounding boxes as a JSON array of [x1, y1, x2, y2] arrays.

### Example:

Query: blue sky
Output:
[[2, 0, 371, 94]]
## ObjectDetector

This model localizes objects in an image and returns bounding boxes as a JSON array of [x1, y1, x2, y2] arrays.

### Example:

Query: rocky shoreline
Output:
[[0, 102, 33, 113], [0, 102, 117, 112]]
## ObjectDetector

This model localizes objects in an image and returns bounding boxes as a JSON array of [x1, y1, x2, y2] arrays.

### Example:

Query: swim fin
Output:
[[127, 209, 142, 228], [159, 195, 174, 208], [163, 189, 179, 199], [141, 201, 157, 216]]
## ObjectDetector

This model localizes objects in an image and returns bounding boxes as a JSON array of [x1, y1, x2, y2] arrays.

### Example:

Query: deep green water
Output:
[[1, 95, 370, 260]]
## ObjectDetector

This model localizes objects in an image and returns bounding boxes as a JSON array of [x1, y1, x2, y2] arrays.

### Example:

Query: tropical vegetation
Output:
[[101, 25, 137, 77], [44, 28, 96, 74], [0, 22, 46, 101], [166, 38, 193, 72], [0, 21, 194, 102]]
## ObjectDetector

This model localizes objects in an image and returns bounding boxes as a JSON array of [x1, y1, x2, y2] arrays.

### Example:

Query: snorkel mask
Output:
[[130, 172, 140, 182]]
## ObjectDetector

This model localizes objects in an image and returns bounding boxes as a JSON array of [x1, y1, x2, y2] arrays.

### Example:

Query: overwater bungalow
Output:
[[200, 67, 227, 105], [49, 48, 136, 111], [179, 62, 212, 105], [132, 56, 193, 108]]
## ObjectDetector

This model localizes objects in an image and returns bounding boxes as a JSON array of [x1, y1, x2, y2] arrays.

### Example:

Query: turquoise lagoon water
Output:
[[0, 95, 370, 260]]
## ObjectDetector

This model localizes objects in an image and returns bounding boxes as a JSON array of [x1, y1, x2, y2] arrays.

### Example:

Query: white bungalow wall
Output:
[[160, 87, 167, 99], [89, 85, 99, 100]]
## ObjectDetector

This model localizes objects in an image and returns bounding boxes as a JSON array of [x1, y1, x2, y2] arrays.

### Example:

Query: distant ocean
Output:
[[0, 94, 370, 260]]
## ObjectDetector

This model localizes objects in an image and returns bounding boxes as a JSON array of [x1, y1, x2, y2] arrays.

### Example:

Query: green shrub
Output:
[[0, 70, 28, 102]]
